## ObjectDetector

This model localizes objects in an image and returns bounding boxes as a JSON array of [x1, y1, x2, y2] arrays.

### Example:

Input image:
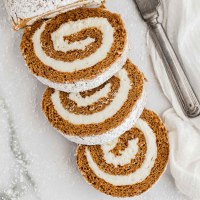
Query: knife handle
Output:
[[148, 19, 200, 117]]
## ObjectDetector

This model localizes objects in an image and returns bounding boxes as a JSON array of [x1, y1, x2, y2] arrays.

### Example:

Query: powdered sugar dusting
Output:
[[36, 43, 129, 93], [0, 0, 186, 199], [4, 0, 103, 29], [62, 90, 146, 145]]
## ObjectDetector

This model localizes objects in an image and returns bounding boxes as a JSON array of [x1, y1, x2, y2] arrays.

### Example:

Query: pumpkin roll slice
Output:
[[76, 109, 169, 197], [21, 7, 128, 93], [42, 60, 146, 145]]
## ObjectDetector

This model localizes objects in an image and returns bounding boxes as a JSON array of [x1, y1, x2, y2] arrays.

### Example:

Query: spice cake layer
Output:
[[42, 60, 146, 145], [21, 7, 128, 93], [76, 109, 169, 197]]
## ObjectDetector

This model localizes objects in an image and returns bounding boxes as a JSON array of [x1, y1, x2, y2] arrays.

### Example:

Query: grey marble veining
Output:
[[0, 96, 38, 200]]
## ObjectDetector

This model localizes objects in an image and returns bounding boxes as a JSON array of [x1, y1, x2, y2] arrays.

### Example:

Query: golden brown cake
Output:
[[76, 109, 169, 197], [42, 60, 146, 145], [20, 7, 128, 93]]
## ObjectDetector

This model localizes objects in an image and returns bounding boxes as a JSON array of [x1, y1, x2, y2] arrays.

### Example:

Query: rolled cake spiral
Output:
[[20, 7, 128, 93], [42, 60, 146, 145], [76, 109, 169, 197]]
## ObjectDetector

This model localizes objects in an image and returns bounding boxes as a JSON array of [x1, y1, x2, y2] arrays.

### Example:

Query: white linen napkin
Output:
[[147, 0, 200, 199]]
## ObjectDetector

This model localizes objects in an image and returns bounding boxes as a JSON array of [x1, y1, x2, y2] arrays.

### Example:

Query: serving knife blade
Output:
[[134, 0, 200, 118], [134, 0, 160, 20]]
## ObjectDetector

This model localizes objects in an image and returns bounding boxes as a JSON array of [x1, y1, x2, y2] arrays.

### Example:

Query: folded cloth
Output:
[[164, 109, 200, 200], [147, 0, 200, 199]]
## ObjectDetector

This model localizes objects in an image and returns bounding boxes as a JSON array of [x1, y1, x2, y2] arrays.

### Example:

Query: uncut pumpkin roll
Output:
[[42, 60, 146, 145], [4, 0, 103, 30], [20, 7, 128, 93], [76, 109, 169, 197]]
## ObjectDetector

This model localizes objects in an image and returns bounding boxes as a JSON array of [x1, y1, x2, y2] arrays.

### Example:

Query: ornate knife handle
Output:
[[148, 14, 200, 118]]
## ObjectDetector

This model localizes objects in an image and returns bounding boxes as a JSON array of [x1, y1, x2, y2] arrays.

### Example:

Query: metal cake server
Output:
[[134, 0, 200, 117]]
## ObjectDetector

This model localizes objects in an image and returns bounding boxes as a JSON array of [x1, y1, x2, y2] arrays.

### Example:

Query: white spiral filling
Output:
[[51, 68, 131, 124], [53, 36, 95, 52], [101, 138, 139, 167], [85, 119, 157, 186], [68, 83, 111, 107], [32, 17, 114, 72]]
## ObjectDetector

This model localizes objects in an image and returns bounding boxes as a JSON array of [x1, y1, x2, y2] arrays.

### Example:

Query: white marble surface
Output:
[[0, 0, 188, 199]]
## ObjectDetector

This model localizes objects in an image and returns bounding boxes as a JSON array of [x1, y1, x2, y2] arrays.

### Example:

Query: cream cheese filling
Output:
[[101, 138, 139, 167], [85, 119, 157, 186], [51, 68, 131, 124], [32, 17, 114, 72], [68, 83, 111, 107]]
